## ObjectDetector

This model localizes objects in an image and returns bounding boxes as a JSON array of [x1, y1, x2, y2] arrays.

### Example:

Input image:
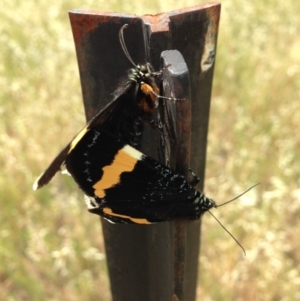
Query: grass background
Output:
[[1, 0, 299, 300]]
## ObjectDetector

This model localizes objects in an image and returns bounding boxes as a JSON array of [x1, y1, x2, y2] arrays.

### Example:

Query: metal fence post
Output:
[[69, 4, 220, 300]]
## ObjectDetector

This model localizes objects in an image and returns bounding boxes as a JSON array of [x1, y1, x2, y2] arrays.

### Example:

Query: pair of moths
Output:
[[33, 24, 216, 224]]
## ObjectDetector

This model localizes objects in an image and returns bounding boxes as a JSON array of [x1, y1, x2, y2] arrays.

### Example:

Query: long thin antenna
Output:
[[208, 211, 246, 256], [119, 24, 138, 68], [217, 183, 260, 208], [207, 183, 260, 255]]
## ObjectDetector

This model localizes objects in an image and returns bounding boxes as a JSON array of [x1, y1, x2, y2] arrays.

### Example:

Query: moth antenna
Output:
[[217, 183, 260, 207], [208, 211, 246, 256], [207, 183, 260, 255], [119, 24, 138, 69]]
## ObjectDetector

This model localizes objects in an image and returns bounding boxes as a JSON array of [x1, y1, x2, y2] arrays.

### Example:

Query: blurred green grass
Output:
[[1, 0, 299, 300]]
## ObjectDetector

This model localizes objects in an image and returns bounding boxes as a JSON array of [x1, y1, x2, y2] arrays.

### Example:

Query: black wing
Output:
[[65, 129, 216, 224], [33, 82, 136, 190]]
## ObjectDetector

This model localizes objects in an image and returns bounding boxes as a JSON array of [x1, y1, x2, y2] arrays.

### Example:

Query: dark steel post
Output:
[[69, 4, 220, 300], [160, 50, 192, 301]]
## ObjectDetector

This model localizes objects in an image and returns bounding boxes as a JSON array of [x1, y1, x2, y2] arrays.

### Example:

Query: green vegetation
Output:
[[1, 0, 299, 300]]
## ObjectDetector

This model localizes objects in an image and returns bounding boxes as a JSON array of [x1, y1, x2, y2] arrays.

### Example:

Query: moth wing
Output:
[[33, 84, 132, 190], [64, 129, 211, 223]]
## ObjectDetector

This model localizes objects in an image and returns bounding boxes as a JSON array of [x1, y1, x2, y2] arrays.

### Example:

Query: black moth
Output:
[[64, 129, 216, 224], [33, 24, 241, 229], [34, 24, 166, 190]]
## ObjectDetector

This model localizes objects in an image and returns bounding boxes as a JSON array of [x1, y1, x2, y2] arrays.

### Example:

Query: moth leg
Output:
[[150, 89, 185, 101]]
